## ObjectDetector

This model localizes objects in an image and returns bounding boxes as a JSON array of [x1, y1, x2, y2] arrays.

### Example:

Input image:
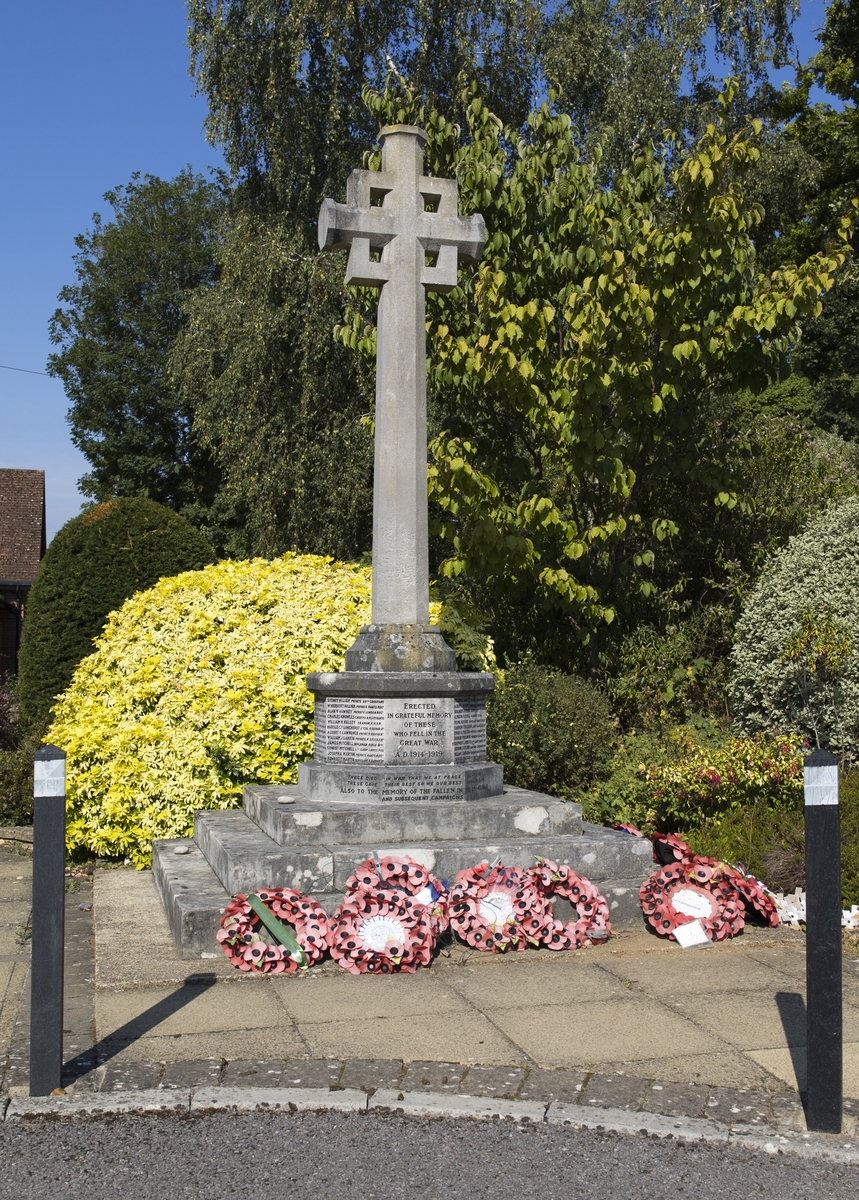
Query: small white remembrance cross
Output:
[[318, 124, 485, 627]]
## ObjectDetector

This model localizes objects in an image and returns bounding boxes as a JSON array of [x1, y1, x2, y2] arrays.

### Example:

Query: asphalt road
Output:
[[1, 1110, 856, 1200]]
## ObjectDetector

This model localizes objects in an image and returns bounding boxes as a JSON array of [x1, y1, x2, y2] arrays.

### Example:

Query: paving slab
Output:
[[399, 1060, 466, 1092], [517, 1066, 588, 1103], [161, 1058, 223, 1088], [95, 866, 236, 986], [705, 1085, 773, 1126], [100, 1060, 164, 1092], [96, 1027, 307, 1064], [443, 958, 623, 1008], [594, 1049, 778, 1089], [295, 1009, 525, 1064], [642, 1080, 708, 1118], [488, 996, 723, 1067], [340, 1057, 404, 1092], [747, 1042, 859, 1098], [94, 981, 287, 1039], [271, 969, 468, 1023], [459, 1064, 527, 1098], [580, 1072, 649, 1110], [279, 1059, 345, 1088]]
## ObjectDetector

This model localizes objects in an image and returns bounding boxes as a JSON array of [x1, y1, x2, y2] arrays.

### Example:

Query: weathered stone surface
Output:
[[460, 1064, 527, 1099], [152, 839, 229, 959], [194, 808, 649, 892], [643, 1081, 708, 1119], [194, 811, 333, 896], [340, 1058, 404, 1093], [581, 1072, 649, 1111], [517, 1067, 588, 1104], [396, 1061, 466, 1092], [244, 785, 583, 846], [318, 124, 484, 632], [307, 670, 495, 697], [344, 624, 456, 672], [297, 760, 503, 803]]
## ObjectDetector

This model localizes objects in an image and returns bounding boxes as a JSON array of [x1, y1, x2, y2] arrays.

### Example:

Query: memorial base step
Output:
[[153, 783, 652, 959], [244, 784, 583, 845], [297, 760, 503, 803]]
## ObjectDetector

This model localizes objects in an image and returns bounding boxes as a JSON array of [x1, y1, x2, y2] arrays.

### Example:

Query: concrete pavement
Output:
[[2, 840, 859, 1140]]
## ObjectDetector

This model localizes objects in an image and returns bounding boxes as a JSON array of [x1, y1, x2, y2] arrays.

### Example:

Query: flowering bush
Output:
[[583, 722, 803, 834], [47, 554, 493, 866], [730, 496, 859, 758], [642, 729, 803, 829]]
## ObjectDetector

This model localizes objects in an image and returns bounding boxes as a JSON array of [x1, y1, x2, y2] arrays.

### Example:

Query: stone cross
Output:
[[318, 125, 485, 628]]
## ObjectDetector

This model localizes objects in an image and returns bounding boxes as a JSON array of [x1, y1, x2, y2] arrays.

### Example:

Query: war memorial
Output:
[[153, 123, 652, 956]]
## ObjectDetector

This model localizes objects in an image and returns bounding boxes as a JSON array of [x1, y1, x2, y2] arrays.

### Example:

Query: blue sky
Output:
[[0, 2, 832, 540]]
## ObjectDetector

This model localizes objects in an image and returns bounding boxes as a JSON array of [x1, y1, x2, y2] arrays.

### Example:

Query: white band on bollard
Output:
[[33, 758, 66, 798], [804, 763, 839, 806]]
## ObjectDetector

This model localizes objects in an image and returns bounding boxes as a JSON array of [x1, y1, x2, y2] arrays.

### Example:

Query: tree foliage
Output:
[[170, 214, 375, 560], [16, 498, 215, 734], [340, 82, 853, 670], [48, 171, 227, 515], [541, 0, 799, 170], [187, 0, 542, 217], [731, 496, 859, 760]]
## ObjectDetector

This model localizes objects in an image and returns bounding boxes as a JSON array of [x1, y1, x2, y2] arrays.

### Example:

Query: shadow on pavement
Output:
[[775, 990, 808, 1112], [63, 978, 217, 1084]]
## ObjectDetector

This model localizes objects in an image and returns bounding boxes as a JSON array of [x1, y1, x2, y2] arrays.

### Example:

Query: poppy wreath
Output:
[[650, 831, 694, 866], [639, 862, 745, 942], [649, 834, 780, 928], [329, 890, 436, 975], [217, 888, 331, 974], [447, 861, 554, 952], [611, 822, 644, 837], [695, 858, 780, 928], [343, 854, 450, 935], [529, 858, 612, 949]]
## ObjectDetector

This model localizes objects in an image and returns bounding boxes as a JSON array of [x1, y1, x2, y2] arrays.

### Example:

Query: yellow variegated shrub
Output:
[[47, 554, 493, 866]]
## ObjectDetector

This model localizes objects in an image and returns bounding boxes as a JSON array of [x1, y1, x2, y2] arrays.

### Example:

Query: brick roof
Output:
[[0, 469, 46, 584]]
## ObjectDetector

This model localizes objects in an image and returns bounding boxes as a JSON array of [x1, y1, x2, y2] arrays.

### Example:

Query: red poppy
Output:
[[447, 862, 554, 952], [529, 858, 612, 949], [217, 888, 331, 974]]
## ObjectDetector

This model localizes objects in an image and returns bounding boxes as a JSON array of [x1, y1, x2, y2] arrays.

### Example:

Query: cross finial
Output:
[[318, 127, 485, 649]]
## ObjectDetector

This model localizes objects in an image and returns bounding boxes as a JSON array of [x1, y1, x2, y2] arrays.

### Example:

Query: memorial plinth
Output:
[[298, 670, 502, 803], [153, 123, 652, 956]]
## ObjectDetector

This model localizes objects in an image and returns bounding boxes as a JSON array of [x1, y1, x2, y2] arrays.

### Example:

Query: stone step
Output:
[[155, 831, 646, 958], [243, 784, 583, 847], [193, 809, 651, 925], [152, 838, 230, 959], [297, 760, 503, 803]]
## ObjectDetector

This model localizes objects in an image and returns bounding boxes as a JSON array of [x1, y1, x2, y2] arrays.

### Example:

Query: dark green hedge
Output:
[[487, 661, 618, 799], [17, 498, 215, 732]]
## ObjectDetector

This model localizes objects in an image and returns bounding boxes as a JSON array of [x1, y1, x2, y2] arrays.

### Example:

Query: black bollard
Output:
[[804, 747, 842, 1133], [29, 745, 67, 1097]]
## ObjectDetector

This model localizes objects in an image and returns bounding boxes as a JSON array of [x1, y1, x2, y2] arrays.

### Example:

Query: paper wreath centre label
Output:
[[359, 915, 407, 952], [479, 891, 515, 928], [672, 887, 715, 920]]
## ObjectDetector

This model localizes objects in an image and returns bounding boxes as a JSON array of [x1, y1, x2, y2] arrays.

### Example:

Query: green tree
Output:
[[541, 0, 799, 170], [170, 214, 375, 560], [16, 498, 216, 734], [766, 0, 859, 262], [187, 0, 542, 218], [755, 2, 859, 434], [340, 82, 853, 676], [48, 170, 227, 518]]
